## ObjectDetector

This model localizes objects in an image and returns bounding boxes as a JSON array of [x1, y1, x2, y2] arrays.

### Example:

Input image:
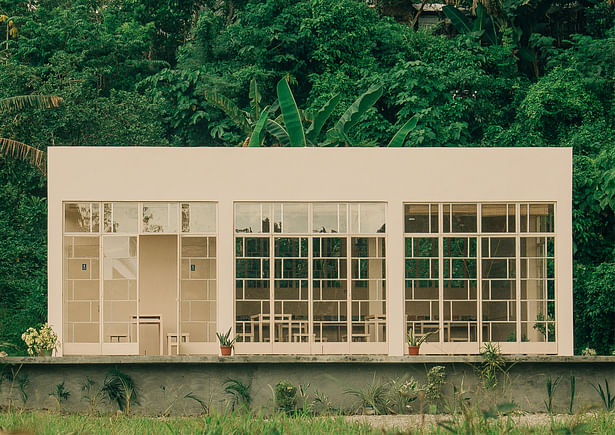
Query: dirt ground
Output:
[[344, 413, 593, 431]]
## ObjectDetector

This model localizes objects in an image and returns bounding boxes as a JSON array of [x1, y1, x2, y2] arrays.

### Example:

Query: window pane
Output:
[[282, 203, 308, 233], [359, 203, 386, 234], [235, 203, 262, 233], [451, 204, 477, 232], [481, 204, 507, 232], [65, 203, 99, 232], [528, 204, 555, 232], [104, 202, 138, 233], [142, 203, 178, 233], [313, 203, 343, 234], [182, 203, 216, 233], [405, 204, 430, 233]]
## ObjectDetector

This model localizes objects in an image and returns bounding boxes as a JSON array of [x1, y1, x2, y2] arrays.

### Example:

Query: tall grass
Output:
[[0, 411, 614, 434]]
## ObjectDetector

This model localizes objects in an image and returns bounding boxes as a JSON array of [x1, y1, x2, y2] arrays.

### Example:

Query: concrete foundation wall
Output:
[[1, 356, 612, 415]]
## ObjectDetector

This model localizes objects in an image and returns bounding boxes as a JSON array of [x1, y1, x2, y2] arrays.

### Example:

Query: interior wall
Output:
[[139, 235, 178, 355]]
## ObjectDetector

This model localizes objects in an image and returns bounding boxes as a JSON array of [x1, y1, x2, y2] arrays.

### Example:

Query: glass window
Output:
[[182, 203, 216, 233], [282, 203, 309, 233], [404, 204, 438, 233], [65, 203, 99, 233], [443, 204, 477, 233], [142, 203, 178, 233], [103, 202, 138, 233], [405, 202, 556, 347], [482, 204, 515, 233], [313, 203, 347, 234]]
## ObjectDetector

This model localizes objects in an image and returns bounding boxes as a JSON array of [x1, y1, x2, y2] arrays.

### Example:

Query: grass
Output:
[[0, 411, 613, 434]]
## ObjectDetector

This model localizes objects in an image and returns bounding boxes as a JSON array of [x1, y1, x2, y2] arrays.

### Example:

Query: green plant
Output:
[[581, 347, 597, 356], [591, 379, 615, 410], [275, 380, 297, 414], [21, 323, 59, 356], [184, 392, 208, 415], [216, 328, 237, 347], [2, 364, 28, 411], [0, 95, 62, 175], [312, 390, 335, 416], [424, 366, 446, 404], [49, 381, 70, 413], [407, 329, 439, 347], [569, 374, 576, 414], [101, 368, 138, 414], [478, 342, 506, 390], [544, 376, 562, 414], [80, 377, 104, 415], [344, 375, 390, 415], [297, 382, 311, 413], [388, 376, 418, 414], [223, 378, 251, 411]]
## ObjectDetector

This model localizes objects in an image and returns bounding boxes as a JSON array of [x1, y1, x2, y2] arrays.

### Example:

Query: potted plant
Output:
[[407, 329, 438, 355], [22, 323, 59, 356], [216, 328, 237, 356]]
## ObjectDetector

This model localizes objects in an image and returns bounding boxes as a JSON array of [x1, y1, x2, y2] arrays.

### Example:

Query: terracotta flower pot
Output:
[[408, 345, 420, 355], [220, 345, 232, 356]]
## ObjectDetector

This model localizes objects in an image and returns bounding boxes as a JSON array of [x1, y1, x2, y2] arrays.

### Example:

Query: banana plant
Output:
[[274, 78, 384, 147], [387, 115, 418, 147], [204, 78, 278, 146], [442, 4, 498, 46]]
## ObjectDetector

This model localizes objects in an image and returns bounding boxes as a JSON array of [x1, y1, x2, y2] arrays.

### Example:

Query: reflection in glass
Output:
[[142, 203, 178, 233], [104, 202, 138, 233], [181, 203, 216, 233], [65, 203, 99, 232]]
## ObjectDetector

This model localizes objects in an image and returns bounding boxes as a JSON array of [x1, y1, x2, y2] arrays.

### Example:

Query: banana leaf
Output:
[[442, 6, 472, 34], [475, 4, 498, 45], [204, 89, 251, 134], [276, 78, 306, 147], [328, 84, 382, 145], [248, 108, 269, 147], [266, 119, 290, 146], [305, 94, 341, 143], [387, 115, 418, 147], [248, 78, 261, 121]]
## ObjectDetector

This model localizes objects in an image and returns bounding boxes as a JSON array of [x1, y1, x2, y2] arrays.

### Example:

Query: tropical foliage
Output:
[[0, 0, 613, 354]]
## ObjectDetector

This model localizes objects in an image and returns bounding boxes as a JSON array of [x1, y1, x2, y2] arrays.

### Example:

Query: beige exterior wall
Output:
[[48, 147, 573, 356]]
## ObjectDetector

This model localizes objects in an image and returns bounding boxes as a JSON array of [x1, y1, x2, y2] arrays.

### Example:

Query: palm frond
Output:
[[0, 95, 63, 112], [0, 138, 47, 175]]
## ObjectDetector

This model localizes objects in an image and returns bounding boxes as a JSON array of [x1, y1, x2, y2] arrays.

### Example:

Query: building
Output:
[[48, 147, 572, 356]]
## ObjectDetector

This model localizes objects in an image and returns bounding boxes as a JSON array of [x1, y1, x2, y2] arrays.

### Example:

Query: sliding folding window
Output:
[[63, 201, 217, 356], [234, 202, 386, 351], [404, 202, 556, 352]]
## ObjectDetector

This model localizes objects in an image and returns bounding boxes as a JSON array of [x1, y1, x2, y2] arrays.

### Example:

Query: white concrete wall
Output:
[[48, 147, 573, 356]]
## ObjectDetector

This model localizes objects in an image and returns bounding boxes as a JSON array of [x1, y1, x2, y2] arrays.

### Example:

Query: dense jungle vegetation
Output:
[[0, 0, 613, 354]]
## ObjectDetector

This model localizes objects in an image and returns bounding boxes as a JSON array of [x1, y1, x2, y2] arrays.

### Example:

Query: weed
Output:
[[569, 374, 576, 414], [591, 379, 615, 410], [544, 376, 562, 414], [81, 377, 104, 415], [2, 364, 28, 411], [183, 392, 208, 415], [478, 342, 506, 390], [344, 374, 389, 415], [223, 378, 251, 411], [312, 390, 334, 415], [388, 376, 418, 414], [424, 365, 446, 403], [101, 368, 138, 414], [275, 380, 297, 414], [49, 381, 70, 413]]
